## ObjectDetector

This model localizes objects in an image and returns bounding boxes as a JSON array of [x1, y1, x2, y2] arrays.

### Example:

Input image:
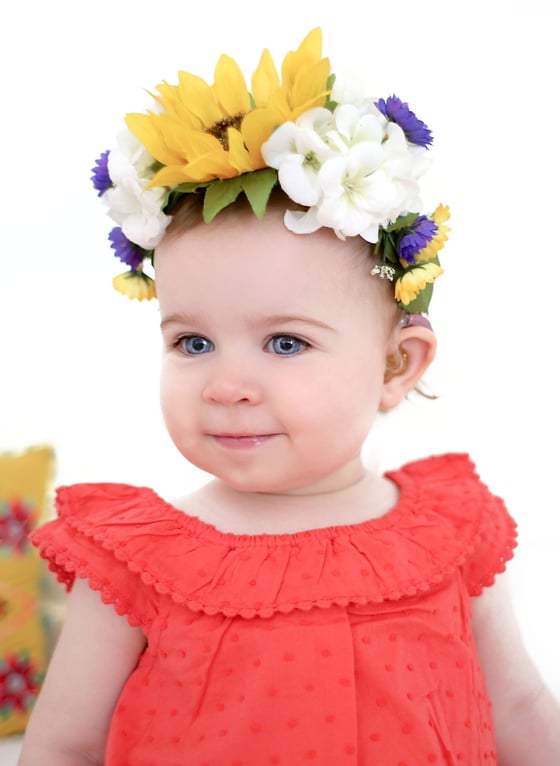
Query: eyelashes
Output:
[[176, 336, 215, 355], [266, 336, 309, 355]]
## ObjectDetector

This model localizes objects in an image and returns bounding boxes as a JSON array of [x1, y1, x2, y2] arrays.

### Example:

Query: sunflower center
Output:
[[205, 114, 245, 149]]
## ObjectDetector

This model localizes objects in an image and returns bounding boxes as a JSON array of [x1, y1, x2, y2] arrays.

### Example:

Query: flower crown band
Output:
[[91, 27, 450, 313]]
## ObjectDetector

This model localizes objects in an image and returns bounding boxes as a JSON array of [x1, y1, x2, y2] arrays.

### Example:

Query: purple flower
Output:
[[375, 96, 433, 148], [108, 227, 145, 270], [399, 215, 438, 263], [91, 150, 112, 196]]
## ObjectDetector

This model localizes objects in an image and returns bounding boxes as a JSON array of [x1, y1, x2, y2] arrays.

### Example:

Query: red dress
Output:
[[31, 454, 517, 766]]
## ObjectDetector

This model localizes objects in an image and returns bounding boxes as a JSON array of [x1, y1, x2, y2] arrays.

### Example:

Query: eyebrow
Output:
[[160, 312, 200, 331], [257, 315, 336, 333], [160, 312, 335, 333]]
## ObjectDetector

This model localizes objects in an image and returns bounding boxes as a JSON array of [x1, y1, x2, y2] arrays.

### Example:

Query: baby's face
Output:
[[155, 207, 399, 495]]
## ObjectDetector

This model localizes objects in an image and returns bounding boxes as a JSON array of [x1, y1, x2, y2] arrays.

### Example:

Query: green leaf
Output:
[[164, 188, 201, 213], [149, 160, 165, 174], [240, 169, 278, 219], [382, 235, 398, 264], [174, 181, 211, 194], [203, 178, 243, 222], [386, 212, 419, 233]]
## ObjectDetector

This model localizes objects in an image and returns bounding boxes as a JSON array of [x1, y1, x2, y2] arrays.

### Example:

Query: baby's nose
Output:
[[202, 359, 263, 405]]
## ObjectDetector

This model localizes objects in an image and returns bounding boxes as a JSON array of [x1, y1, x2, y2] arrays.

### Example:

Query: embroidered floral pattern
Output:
[[0, 499, 34, 555], [0, 652, 42, 718]]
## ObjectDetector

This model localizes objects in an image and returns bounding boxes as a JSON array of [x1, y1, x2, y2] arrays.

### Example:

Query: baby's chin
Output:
[[211, 471, 355, 499], [213, 475, 307, 496]]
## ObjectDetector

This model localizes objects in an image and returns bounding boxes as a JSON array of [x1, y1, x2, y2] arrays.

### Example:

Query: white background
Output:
[[1, 0, 558, 695]]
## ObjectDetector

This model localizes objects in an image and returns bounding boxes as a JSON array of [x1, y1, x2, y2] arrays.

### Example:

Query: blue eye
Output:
[[178, 336, 214, 355], [268, 335, 308, 355]]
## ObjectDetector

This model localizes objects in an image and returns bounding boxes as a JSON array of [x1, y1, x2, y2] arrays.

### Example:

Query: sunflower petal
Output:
[[241, 108, 284, 165], [289, 60, 332, 115], [281, 28, 323, 87], [153, 82, 190, 122], [178, 151, 241, 183], [213, 54, 251, 116], [177, 70, 223, 127], [125, 113, 182, 166], [251, 49, 280, 108], [226, 128, 257, 174]]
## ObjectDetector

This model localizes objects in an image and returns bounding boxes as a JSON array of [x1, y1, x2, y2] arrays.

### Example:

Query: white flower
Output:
[[262, 109, 336, 206], [317, 142, 396, 242], [330, 70, 366, 107], [330, 104, 384, 147], [103, 130, 172, 250], [108, 129, 154, 184], [262, 98, 431, 244], [104, 184, 170, 251]]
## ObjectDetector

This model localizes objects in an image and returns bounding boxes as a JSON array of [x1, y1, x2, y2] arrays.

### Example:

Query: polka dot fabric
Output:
[[31, 454, 517, 765]]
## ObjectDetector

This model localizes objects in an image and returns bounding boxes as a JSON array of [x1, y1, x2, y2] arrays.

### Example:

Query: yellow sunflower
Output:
[[113, 271, 157, 301], [395, 261, 443, 307], [125, 28, 331, 188]]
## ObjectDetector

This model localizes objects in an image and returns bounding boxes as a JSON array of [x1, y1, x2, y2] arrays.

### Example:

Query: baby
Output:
[[20, 27, 560, 766]]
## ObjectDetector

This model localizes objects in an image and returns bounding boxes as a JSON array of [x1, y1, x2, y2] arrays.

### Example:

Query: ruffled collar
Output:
[[45, 453, 516, 618]]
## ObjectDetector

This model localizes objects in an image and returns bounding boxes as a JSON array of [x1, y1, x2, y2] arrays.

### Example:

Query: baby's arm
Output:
[[18, 578, 146, 766], [471, 573, 560, 765]]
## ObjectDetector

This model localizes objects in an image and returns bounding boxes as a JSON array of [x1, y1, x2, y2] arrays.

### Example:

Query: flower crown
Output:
[[91, 27, 450, 313]]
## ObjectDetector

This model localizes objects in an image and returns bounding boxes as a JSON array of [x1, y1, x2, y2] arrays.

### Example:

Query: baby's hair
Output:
[[164, 192, 206, 238]]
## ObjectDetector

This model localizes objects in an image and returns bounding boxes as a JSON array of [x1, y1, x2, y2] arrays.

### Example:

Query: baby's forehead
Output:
[[156, 216, 396, 328], [157, 207, 368, 278], [158, 191, 389, 306]]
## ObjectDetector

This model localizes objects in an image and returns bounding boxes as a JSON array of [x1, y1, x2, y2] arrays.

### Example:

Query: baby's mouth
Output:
[[212, 434, 278, 449]]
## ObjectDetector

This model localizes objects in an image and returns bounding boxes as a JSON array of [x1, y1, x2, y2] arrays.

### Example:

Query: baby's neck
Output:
[[176, 471, 399, 535]]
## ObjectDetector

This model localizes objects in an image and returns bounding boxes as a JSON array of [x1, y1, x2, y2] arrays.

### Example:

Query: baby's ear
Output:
[[380, 326, 437, 410]]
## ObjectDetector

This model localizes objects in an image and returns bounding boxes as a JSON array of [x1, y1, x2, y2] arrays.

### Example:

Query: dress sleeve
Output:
[[462, 488, 518, 597], [390, 453, 518, 598], [30, 484, 160, 630]]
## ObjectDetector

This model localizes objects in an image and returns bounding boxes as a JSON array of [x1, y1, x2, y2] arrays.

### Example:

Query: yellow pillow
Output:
[[0, 446, 55, 736]]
